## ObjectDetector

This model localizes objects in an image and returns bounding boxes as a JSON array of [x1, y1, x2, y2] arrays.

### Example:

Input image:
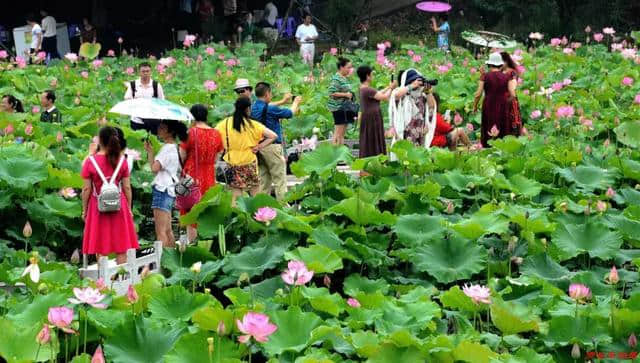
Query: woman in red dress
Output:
[[472, 52, 517, 147], [179, 104, 224, 241], [81, 126, 138, 264], [501, 52, 522, 135]]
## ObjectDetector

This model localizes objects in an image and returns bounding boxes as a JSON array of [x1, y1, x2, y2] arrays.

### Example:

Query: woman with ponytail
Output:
[[216, 97, 277, 205], [1, 95, 25, 113], [81, 126, 138, 264]]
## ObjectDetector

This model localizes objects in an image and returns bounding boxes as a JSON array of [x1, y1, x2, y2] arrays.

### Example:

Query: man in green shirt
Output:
[[40, 90, 62, 123]]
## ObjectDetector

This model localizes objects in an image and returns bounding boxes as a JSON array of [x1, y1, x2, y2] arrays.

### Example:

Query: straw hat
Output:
[[234, 78, 252, 90], [486, 52, 504, 66]]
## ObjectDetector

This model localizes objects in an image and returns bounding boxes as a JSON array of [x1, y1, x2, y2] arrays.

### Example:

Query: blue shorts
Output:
[[151, 186, 175, 212]]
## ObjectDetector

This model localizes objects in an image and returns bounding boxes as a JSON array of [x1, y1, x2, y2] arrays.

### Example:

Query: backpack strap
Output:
[[89, 156, 109, 185], [109, 156, 126, 184], [130, 81, 136, 98], [152, 80, 158, 98]]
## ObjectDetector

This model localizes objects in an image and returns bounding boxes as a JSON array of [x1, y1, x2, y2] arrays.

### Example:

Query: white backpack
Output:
[[89, 155, 125, 213]]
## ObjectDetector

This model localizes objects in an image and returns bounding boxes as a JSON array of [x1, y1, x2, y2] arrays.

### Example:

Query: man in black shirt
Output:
[[40, 90, 62, 122]]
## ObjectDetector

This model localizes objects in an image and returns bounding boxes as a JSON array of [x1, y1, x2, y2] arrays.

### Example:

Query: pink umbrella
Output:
[[416, 1, 452, 12]]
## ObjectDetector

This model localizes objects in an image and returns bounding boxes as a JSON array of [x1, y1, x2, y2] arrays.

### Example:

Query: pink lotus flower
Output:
[[347, 298, 361, 308], [254, 207, 277, 224], [32, 106, 40, 114], [95, 277, 107, 292], [604, 138, 610, 147], [92, 59, 103, 69], [225, 58, 238, 67], [622, 77, 634, 86], [611, 43, 624, 52], [407, 50, 415, 56], [59, 187, 77, 199], [585, 26, 592, 33], [437, 65, 450, 74], [470, 142, 483, 151], [158, 57, 176, 67], [593, 33, 604, 42], [65, 53, 78, 62], [24, 123, 34, 135], [571, 42, 582, 49], [516, 65, 526, 74], [183, 34, 197, 47], [81, 71, 89, 79], [68, 287, 107, 309], [530, 110, 542, 119], [412, 54, 422, 63], [107, 49, 115, 57], [556, 106, 575, 118], [204, 80, 217, 92], [630, 333, 638, 348], [462, 284, 491, 304], [523, 89, 530, 95], [634, 94, 640, 105], [281, 260, 314, 285], [330, 48, 338, 56], [218, 54, 225, 60], [562, 79, 572, 87], [470, 67, 477, 74], [580, 118, 593, 129], [489, 125, 500, 137], [156, 64, 165, 74], [569, 283, 591, 302], [550, 38, 562, 46], [36, 324, 50, 345], [56, 131, 63, 143], [117, 37, 123, 44], [585, 145, 592, 154], [560, 36, 568, 46], [463, 58, 469, 67], [606, 265, 619, 284], [563, 48, 574, 55], [205, 47, 215, 56], [0, 50, 7, 59], [124, 67, 135, 75], [603, 27, 615, 35], [466, 123, 474, 132], [596, 200, 607, 212], [521, 127, 529, 136], [127, 285, 138, 304], [236, 312, 277, 344], [552, 82, 564, 91], [37, 51, 46, 60], [92, 346, 105, 363], [48, 307, 75, 333], [16, 56, 27, 68], [445, 200, 455, 214], [4, 124, 14, 135], [453, 113, 463, 125], [384, 41, 391, 48]]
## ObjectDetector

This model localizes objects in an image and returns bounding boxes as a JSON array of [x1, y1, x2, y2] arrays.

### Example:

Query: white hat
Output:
[[486, 52, 504, 66], [234, 78, 252, 90]]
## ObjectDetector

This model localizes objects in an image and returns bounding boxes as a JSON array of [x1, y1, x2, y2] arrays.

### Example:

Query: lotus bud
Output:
[[606, 265, 619, 284], [571, 343, 581, 359], [541, 238, 547, 247], [23, 221, 32, 238], [445, 200, 455, 214], [217, 321, 226, 336], [190, 261, 202, 274], [559, 201, 568, 213], [127, 285, 139, 304], [585, 145, 592, 154], [140, 265, 151, 279], [207, 337, 214, 354], [38, 283, 49, 294], [629, 333, 637, 348], [606, 187, 615, 198], [74, 97, 81, 105], [510, 192, 516, 200], [596, 200, 607, 212], [323, 274, 331, 288], [56, 131, 63, 143], [204, 288, 211, 294], [70, 249, 80, 264], [36, 324, 50, 345]]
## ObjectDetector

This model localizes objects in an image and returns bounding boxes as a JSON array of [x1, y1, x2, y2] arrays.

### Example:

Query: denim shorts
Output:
[[151, 186, 175, 212]]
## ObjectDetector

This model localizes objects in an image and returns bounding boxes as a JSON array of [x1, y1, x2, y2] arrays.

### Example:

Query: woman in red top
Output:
[[472, 52, 517, 147], [179, 104, 223, 241], [81, 126, 138, 264], [430, 92, 471, 150], [501, 52, 522, 135]]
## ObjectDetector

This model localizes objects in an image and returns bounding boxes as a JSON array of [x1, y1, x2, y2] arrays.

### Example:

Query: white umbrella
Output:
[[109, 98, 194, 122]]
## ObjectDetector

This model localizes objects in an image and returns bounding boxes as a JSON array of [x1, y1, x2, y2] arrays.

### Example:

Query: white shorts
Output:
[[300, 43, 315, 65]]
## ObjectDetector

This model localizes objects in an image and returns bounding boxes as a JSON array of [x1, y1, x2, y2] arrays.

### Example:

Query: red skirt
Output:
[[82, 195, 139, 255]]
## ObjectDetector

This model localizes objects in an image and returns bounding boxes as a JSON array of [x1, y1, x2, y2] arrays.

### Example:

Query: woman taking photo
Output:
[[356, 65, 395, 158], [179, 104, 223, 242], [81, 126, 138, 264], [328, 57, 356, 146], [472, 52, 517, 147], [144, 120, 188, 248], [216, 97, 277, 205]]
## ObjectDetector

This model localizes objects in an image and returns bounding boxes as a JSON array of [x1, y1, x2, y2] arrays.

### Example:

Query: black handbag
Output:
[[338, 92, 360, 114]]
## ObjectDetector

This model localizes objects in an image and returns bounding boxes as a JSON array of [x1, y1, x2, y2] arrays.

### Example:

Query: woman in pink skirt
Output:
[[81, 126, 138, 264]]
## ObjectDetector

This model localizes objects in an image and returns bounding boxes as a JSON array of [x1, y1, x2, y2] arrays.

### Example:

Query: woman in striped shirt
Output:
[[327, 57, 356, 145]]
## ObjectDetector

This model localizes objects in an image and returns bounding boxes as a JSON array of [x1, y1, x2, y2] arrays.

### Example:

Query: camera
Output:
[[425, 79, 438, 86]]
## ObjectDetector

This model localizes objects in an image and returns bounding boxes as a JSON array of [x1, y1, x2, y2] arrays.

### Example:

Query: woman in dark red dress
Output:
[[179, 104, 224, 241], [356, 65, 396, 158], [501, 52, 522, 135], [472, 52, 517, 147]]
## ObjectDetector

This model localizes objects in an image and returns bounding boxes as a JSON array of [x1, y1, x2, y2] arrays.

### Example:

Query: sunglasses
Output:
[[235, 88, 251, 94]]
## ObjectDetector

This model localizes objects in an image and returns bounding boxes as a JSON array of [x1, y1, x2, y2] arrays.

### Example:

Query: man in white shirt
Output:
[[26, 15, 43, 59], [40, 10, 59, 59], [124, 62, 166, 131], [295, 14, 318, 67]]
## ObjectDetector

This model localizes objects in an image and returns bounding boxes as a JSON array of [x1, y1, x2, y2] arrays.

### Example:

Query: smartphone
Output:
[[391, 74, 395, 83]]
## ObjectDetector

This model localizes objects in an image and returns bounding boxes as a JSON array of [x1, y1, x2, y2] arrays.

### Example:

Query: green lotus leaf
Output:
[[452, 212, 509, 240], [308, 326, 354, 356], [285, 244, 343, 274], [309, 226, 344, 250], [350, 330, 380, 357], [435, 169, 488, 192], [41, 166, 84, 189], [376, 299, 441, 335], [556, 165, 615, 193], [327, 196, 396, 226], [393, 214, 445, 247], [79, 42, 102, 59], [70, 354, 91, 363], [164, 330, 244, 363], [439, 285, 485, 313], [503, 174, 542, 198], [612, 308, 640, 339], [0, 317, 58, 363], [367, 343, 428, 362], [148, 285, 212, 322], [544, 315, 611, 347], [179, 185, 232, 238], [520, 253, 573, 281], [343, 274, 390, 296], [161, 245, 217, 273], [411, 236, 487, 284], [551, 220, 622, 261], [87, 308, 128, 337], [263, 307, 323, 356], [511, 347, 555, 363], [104, 316, 183, 363], [40, 193, 82, 218], [191, 305, 233, 332], [489, 136, 524, 154], [290, 143, 353, 178], [0, 155, 48, 189], [7, 291, 68, 327], [452, 340, 499, 363], [301, 286, 346, 316], [489, 298, 541, 335], [614, 120, 640, 148], [222, 243, 285, 279]]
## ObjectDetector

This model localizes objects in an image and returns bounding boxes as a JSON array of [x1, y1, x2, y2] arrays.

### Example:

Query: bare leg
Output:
[[153, 209, 174, 248], [187, 225, 198, 242], [333, 124, 347, 145], [115, 253, 127, 264]]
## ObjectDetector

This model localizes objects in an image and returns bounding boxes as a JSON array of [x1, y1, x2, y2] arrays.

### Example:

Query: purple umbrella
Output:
[[416, 1, 452, 13]]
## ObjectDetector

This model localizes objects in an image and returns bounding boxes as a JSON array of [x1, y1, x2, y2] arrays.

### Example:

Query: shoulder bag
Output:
[[175, 128, 202, 211]]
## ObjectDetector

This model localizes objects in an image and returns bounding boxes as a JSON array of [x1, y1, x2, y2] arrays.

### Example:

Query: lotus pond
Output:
[[1, 37, 640, 362]]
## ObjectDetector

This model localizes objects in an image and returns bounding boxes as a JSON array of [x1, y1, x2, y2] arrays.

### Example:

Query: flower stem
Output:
[[65, 335, 68, 363], [575, 300, 578, 318], [35, 344, 41, 361], [84, 308, 88, 353]]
